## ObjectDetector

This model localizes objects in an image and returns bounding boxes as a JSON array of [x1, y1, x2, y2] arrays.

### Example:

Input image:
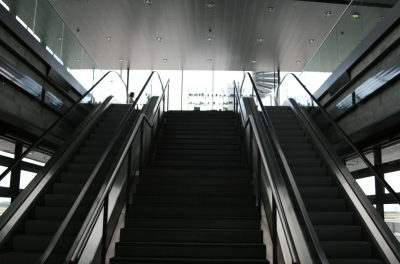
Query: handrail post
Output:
[[101, 194, 109, 264], [140, 121, 144, 174], [257, 149, 262, 215], [126, 144, 132, 214], [272, 198, 278, 264]]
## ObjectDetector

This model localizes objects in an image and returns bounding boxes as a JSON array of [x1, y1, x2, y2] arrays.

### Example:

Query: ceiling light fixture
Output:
[[257, 38, 264, 42], [57, 37, 62, 40], [252, 60, 257, 63], [266, 7, 275, 12], [296, 61, 301, 65], [206, 2, 215, 9], [379, 16, 385, 21], [163, 59, 168, 63], [119, 58, 124, 62], [207, 59, 212, 63], [106, 36, 112, 41], [76, 59, 81, 62], [308, 39, 315, 44], [324, 11, 332, 17], [351, 13, 360, 20], [207, 37, 213, 42], [144, 0, 153, 6], [156, 37, 162, 42]]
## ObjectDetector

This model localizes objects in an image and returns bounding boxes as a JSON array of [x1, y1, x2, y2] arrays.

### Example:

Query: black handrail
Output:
[[276, 73, 400, 205], [36, 71, 168, 264], [0, 71, 128, 182], [240, 72, 329, 263], [233, 82, 300, 264]]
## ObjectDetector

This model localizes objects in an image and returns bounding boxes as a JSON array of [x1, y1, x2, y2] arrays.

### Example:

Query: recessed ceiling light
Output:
[[57, 37, 62, 40], [106, 36, 112, 41], [163, 59, 168, 63], [351, 14, 360, 20], [252, 60, 257, 63], [156, 37, 162, 42], [266, 7, 275, 12], [119, 58, 124, 62], [296, 61, 301, 64], [207, 37, 213, 42], [324, 11, 332, 17], [379, 16, 385, 21], [144, 0, 152, 5], [308, 39, 315, 44], [257, 38, 264, 42], [207, 59, 212, 63], [206, 2, 215, 8], [76, 59, 81, 62]]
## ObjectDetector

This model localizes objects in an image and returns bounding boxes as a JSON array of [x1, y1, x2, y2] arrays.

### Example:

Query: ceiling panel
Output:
[[49, 0, 348, 71]]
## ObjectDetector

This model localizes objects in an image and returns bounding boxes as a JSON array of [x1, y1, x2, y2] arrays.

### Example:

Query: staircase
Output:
[[0, 104, 139, 264], [265, 106, 384, 264], [110, 111, 268, 263]]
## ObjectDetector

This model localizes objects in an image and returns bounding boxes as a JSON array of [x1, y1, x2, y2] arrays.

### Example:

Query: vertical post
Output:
[[257, 149, 262, 215], [272, 198, 278, 264], [11, 143, 23, 201], [167, 84, 170, 112], [181, 70, 183, 111], [233, 82, 236, 115], [126, 144, 132, 214], [101, 194, 109, 264], [249, 125, 253, 176], [126, 68, 130, 104], [374, 148, 384, 218], [140, 121, 144, 174]]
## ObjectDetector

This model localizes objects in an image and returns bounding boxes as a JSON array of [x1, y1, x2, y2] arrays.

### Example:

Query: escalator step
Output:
[[314, 225, 362, 241], [320, 241, 371, 258]]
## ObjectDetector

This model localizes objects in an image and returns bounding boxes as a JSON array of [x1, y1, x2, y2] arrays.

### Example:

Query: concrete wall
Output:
[[322, 22, 400, 135]]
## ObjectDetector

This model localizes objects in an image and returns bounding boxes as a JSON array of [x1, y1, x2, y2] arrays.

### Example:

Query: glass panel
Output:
[[300, 0, 398, 95], [157, 71, 182, 110], [382, 143, 400, 163], [356, 176, 375, 195], [182, 71, 213, 111], [385, 171, 400, 194], [20, 170, 37, 189], [0, 197, 11, 216], [346, 152, 374, 172], [214, 71, 243, 111]]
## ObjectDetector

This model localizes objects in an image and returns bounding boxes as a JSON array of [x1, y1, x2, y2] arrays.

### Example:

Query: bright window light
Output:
[[15, 16, 28, 29], [0, 151, 45, 166], [0, 0, 10, 11], [356, 176, 375, 195]]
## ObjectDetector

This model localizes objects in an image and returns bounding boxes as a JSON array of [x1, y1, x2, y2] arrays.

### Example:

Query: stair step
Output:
[[152, 160, 243, 167], [299, 187, 338, 198], [279, 142, 312, 150], [25, 220, 82, 236], [120, 228, 263, 243], [156, 149, 241, 156], [159, 139, 238, 145], [52, 183, 100, 195], [328, 259, 383, 264], [13, 235, 75, 253], [308, 212, 353, 225], [45, 194, 95, 207], [73, 155, 102, 164], [131, 195, 255, 206], [125, 215, 261, 229], [128, 204, 259, 217], [314, 225, 362, 241], [303, 199, 345, 211], [290, 167, 326, 177], [59, 173, 91, 183], [287, 158, 321, 167], [294, 177, 332, 187], [320, 241, 372, 258], [139, 176, 252, 185], [141, 168, 250, 177], [35, 206, 88, 220], [285, 150, 316, 158], [162, 130, 237, 135], [157, 144, 239, 150], [114, 242, 266, 259], [0, 252, 65, 264], [110, 257, 269, 263], [136, 185, 253, 196]]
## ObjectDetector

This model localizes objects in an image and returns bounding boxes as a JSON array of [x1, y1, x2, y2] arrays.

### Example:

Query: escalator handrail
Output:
[[0, 70, 128, 182], [276, 73, 400, 205], [233, 82, 300, 264], [240, 72, 329, 263], [68, 78, 170, 264], [36, 71, 168, 264]]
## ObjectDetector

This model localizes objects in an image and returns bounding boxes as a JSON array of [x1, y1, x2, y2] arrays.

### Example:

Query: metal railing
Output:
[[235, 73, 329, 263], [36, 71, 169, 264]]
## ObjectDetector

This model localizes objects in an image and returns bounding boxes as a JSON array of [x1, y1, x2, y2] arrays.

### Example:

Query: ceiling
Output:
[[47, 0, 350, 71]]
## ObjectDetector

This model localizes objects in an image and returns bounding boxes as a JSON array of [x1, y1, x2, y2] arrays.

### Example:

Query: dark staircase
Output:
[[265, 106, 384, 264], [0, 104, 139, 264], [110, 111, 268, 263]]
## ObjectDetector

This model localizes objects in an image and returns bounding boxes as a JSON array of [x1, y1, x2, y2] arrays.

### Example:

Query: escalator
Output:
[[0, 103, 140, 263], [265, 106, 383, 264]]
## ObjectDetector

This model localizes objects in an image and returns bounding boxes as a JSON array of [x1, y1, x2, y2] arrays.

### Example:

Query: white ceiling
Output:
[[49, 0, 347, 71]]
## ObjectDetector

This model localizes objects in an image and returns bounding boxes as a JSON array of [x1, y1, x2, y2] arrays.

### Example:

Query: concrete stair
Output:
[[110, 111, 267, 263]]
